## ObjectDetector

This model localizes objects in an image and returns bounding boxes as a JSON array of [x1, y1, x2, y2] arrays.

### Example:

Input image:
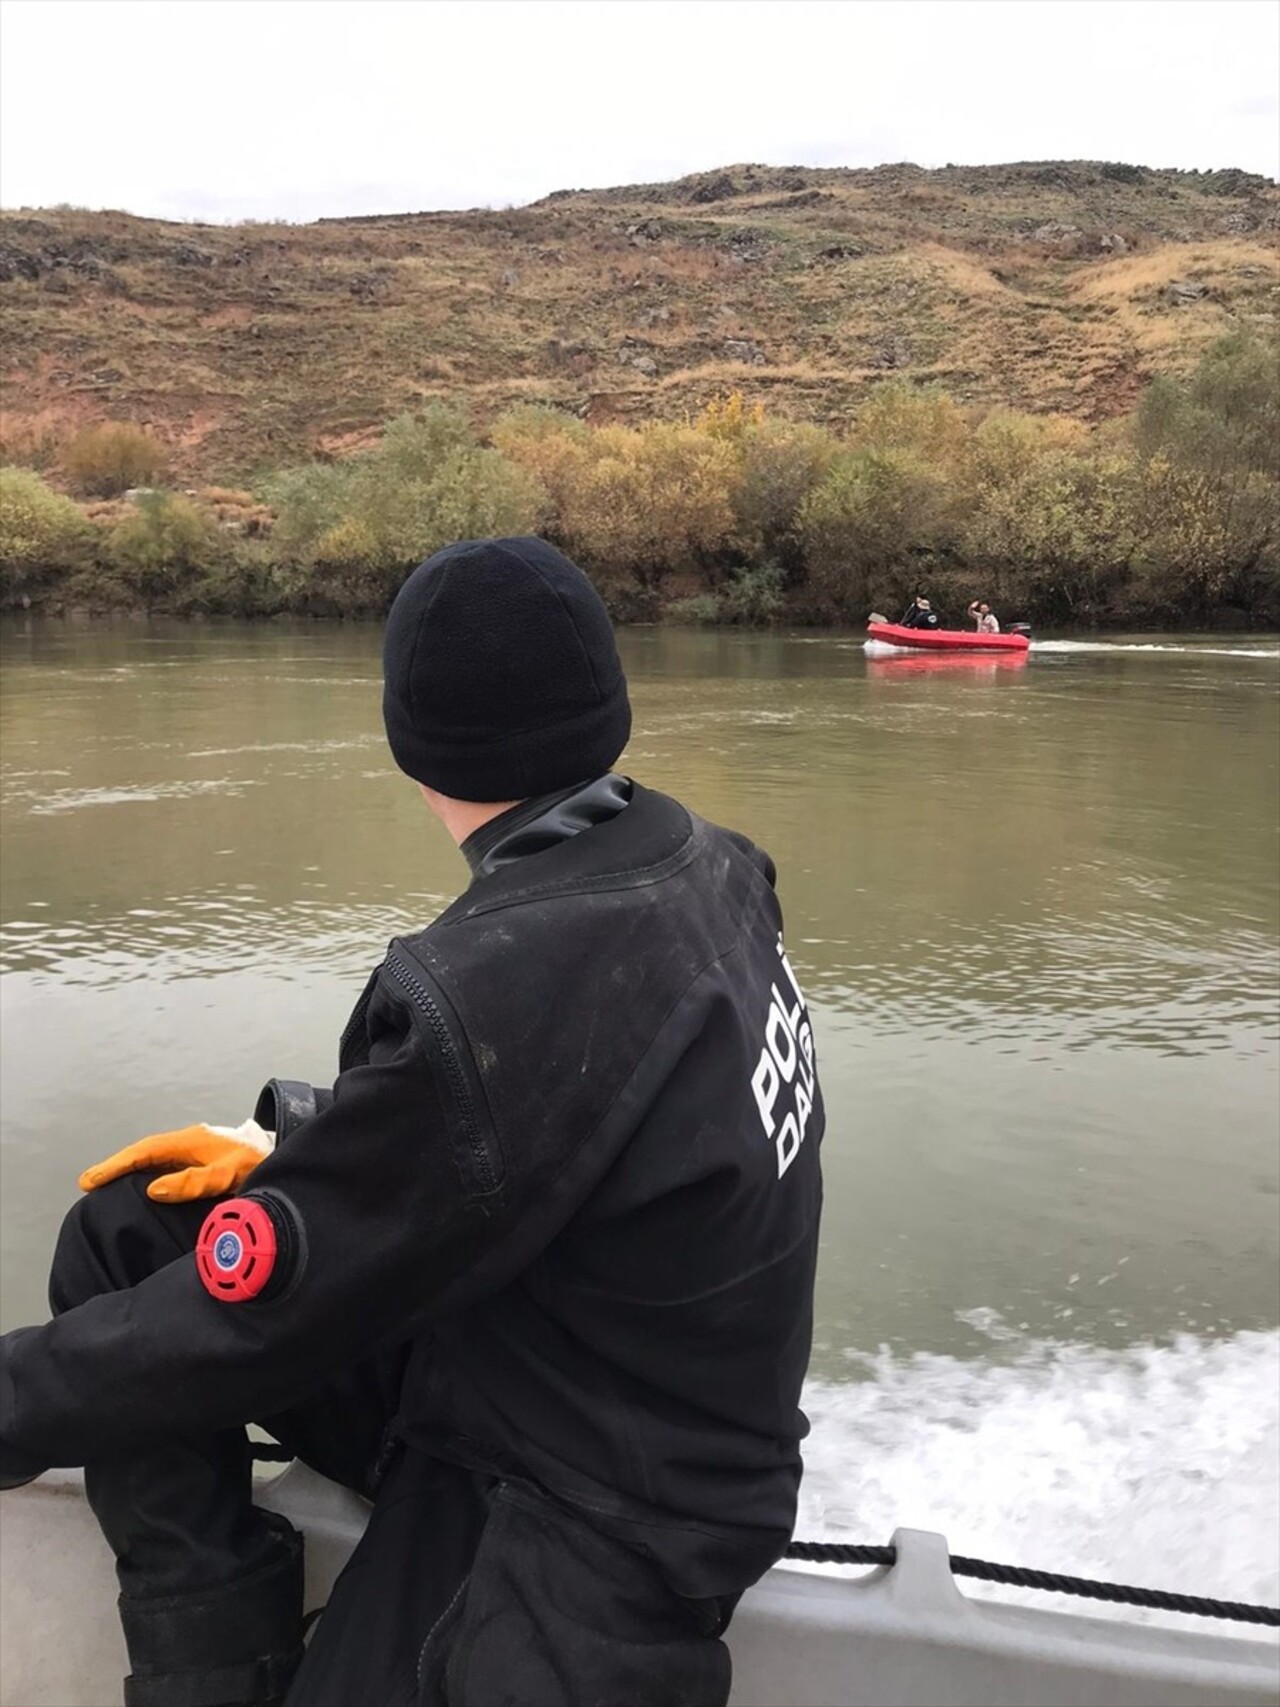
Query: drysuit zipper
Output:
[[387, 949, 496, 1196]]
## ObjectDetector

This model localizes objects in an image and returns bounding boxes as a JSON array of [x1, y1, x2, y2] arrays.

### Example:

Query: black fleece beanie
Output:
[[382, 536, 632, 802]]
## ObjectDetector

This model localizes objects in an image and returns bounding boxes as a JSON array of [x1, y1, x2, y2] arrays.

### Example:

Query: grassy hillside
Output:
[[2, 160, 1276, 484]]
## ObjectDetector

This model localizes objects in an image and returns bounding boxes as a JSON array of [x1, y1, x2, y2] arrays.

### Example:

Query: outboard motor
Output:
[[1006, 622, 1032, 638]]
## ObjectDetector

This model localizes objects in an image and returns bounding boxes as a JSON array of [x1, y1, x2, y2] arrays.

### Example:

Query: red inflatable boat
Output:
[[866, 650, 1028, 676], [866, 622, 1031, 653]]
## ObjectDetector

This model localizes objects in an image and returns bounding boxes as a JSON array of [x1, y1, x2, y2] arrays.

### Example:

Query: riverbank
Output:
[[3, 334, 1276, 630], [7, 599, 1277, 637]]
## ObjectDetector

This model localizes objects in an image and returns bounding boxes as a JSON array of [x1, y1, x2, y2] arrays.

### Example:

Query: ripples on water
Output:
[[11, 858, 1271, 1055], [801, 911, 1280, 1057], [2, 889, 454, 984]]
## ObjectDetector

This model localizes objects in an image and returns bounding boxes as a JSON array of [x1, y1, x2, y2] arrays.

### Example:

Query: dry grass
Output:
[[2, 160, 1275, 482], [1067, 241, 1278, 303]]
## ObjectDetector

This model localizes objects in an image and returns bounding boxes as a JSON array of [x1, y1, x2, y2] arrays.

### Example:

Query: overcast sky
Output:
[[1, 0, 1276, 222]]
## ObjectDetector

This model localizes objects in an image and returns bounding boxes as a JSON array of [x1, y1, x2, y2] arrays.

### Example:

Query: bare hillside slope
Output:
[[2, 160, 1276, 481]]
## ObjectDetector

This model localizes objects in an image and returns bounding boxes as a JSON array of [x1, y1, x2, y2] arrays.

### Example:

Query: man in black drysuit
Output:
[[899, 596, 939, 630], [0, 537, 824, 1707]]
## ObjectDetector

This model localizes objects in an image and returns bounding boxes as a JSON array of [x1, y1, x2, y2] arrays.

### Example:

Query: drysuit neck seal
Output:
[[460, 773, 632, 881]]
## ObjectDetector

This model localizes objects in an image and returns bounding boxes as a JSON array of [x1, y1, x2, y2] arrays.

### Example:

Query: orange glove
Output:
[[78, 1120, 275, 1204]]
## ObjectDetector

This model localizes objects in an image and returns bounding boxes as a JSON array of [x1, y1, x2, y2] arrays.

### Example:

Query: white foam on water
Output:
[[28, 779, 264, 815], [188, 738, 380, 758], [1032, 640, 1280, 659], [798, 1326, 1280, 1630]]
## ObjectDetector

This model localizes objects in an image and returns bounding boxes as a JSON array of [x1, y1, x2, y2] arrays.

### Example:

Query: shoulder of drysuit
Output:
[[337, 789, 784, 1201], [345, 788, 776, 1032], [382, 783, 780, 1054], [408, 783, 776, 948]]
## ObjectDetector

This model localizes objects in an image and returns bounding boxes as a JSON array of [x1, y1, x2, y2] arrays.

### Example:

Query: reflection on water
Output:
[[1, 618, 1277, 1596]]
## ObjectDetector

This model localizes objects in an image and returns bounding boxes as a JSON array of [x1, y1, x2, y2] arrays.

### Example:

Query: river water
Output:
[[2, 620, 1278, 1618]]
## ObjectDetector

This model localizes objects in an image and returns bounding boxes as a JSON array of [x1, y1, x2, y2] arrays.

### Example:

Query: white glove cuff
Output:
[[205, 1119, 276, 1156]]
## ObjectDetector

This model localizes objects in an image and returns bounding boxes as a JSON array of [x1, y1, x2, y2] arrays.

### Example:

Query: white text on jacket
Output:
[[750, 937, 817, 1178]]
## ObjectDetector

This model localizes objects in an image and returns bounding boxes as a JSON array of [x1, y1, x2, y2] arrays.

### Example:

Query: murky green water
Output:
[[2, 621, 1277, 1356]]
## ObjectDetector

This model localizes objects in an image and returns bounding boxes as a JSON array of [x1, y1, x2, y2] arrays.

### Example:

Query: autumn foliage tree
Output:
[[495, 411, 738, 607], [560, 422, 737, 593]]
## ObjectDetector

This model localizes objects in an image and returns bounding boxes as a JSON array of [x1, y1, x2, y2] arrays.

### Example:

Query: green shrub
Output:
[[799, 449, 955, 618], [63, 422, 166, 497], [733, 422, 836, 576], [1126, 331, 1280, 620], [852, 383, 969, 466], [266, 461, 361, 560], [105, 491, 224, 602], [0, 467, 94, 604], [1135, 331, 1280, 481], [140, 541, 288, 618], [719, 561, 786, 623], [665, 564, 784, 626], [1123, 457, 1280, 621], [399, 445, 547, 559], [266, 411, 549, 611], [375, 405, 479, 475], [957, 417, 1136, 621], [666, 591, 725, 624]]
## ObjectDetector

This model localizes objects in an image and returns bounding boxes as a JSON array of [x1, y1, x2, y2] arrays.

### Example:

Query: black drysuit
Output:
[[0, 780, 825, 1705], [899, 604, 940, 630]]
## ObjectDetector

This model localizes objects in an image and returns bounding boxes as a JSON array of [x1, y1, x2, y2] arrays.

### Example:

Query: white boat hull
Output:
[[2, 1467, 1276, 1707]]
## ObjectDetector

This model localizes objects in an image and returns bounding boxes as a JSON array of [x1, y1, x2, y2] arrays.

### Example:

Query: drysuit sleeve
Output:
[[252, 1079, 334, 1142], [0, 965, 592, 1475]]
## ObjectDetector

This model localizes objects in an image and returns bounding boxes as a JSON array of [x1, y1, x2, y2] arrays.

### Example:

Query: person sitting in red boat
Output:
[[900, 595, 940, 629], [967, 600, 1001, 634]]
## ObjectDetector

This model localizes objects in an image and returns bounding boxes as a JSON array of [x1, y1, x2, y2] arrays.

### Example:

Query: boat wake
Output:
[[863, 637, 1280, 663], [798, 1326, 1280, 1627], [1031, 640, 1280, 660]]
